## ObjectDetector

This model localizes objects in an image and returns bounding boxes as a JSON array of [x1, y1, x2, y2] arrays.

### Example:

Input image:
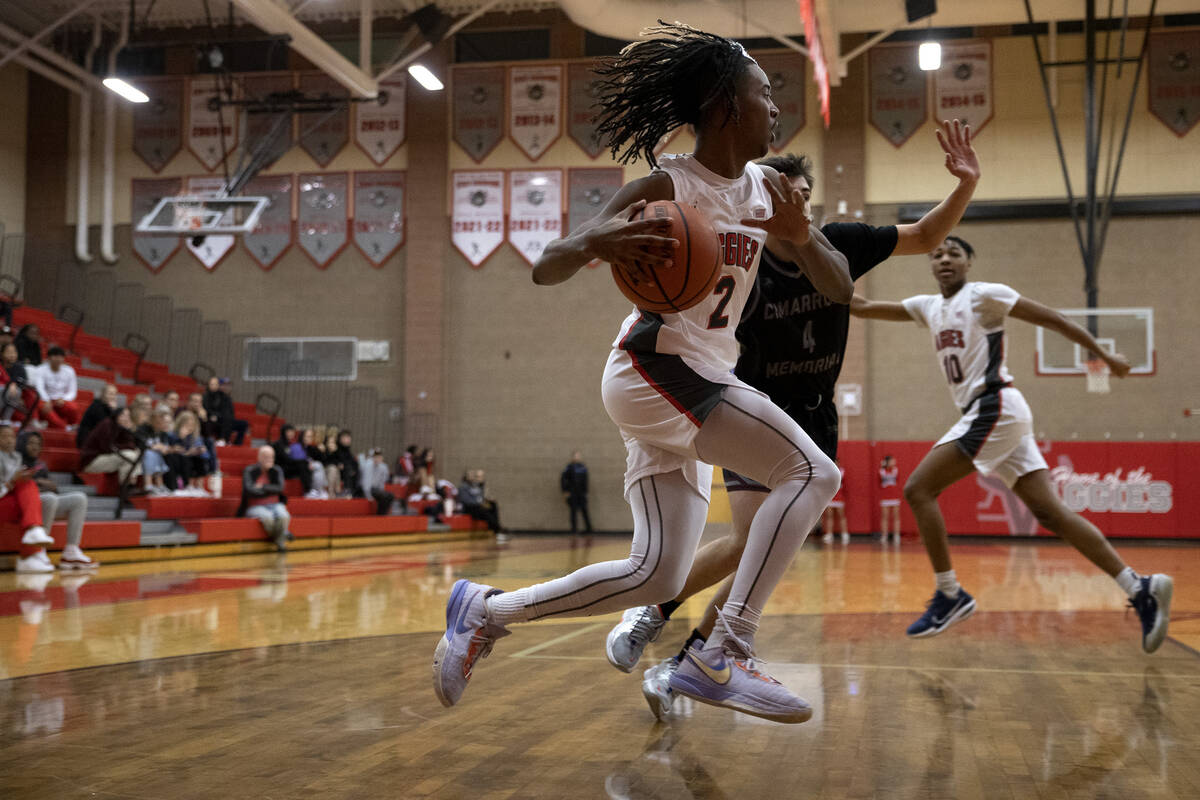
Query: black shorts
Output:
[[722, 400, 838, 493]]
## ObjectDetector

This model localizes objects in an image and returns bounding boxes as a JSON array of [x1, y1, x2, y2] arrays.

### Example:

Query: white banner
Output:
[[356, 75, 407, 164], [184, 176, 235, 270], [451, 171, 505, 268], [509, 65, 562, 161], [935, 41, 994, 134], [508, 169, 562, 267], [187, 77, 237, 171]]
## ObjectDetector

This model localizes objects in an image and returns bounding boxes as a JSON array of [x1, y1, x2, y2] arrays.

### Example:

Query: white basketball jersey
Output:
[[612, 154, 773, 376], [902, 281, 1021, 410]]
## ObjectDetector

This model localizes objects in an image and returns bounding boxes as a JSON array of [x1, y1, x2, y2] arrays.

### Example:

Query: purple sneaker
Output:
[[432, 579, 509, 707]]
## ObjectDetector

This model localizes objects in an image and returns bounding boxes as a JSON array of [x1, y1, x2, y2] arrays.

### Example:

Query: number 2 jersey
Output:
[[901, 281, 1020, 411], [612, 154, 773, 378]]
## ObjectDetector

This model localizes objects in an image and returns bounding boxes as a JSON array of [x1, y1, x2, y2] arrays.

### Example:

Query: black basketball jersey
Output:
[[733, 222, 898, 407]]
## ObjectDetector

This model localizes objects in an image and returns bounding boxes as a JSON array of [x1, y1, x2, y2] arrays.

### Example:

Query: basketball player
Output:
[[432, 24, 851, 723], [879, 455, 901, 543], [606, 121, 981, 720], [850, 235, 1173, 649]]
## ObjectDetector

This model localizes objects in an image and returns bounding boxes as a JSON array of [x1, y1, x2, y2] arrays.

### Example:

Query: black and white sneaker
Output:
[[906, 589, 976, 638], [1129, 574, 1173, 654]]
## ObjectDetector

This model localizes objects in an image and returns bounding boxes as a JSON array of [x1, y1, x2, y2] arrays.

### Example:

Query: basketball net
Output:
[[1085, 357, 1110, 394]]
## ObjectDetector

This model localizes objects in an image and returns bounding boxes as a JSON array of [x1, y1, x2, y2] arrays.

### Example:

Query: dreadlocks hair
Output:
[[944, 235, 975, 259], [757, 153, 814, 189], [592, 21, 754, 167]]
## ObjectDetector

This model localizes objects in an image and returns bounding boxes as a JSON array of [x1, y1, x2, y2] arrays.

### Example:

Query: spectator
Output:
[[0, 326, 11, 350], [219, 379, 249, 444], [329, 430, 362, 499], [395, 445, 416, 485], [168, 411, 213, 496], [561, 451, 592, 534], [185, 392, 209, 430], [416, 448, 435, 490], [272, 424, 312, 495], [76, 383, 120, 447], [0, 423, 54, 573], [321, 429, 343, 495], [359, 447, 396, 515], [237, 445, 291, 551], [0, 342, 37, 425], [19, 431, 97, 569], [32, 346, 80, 429], [296, 428, 331, 499], [137, 408, 175, 495], [201, 376, 232, 443], [458, 468, 503, 533], [163, 390, 181, 416], [14, 324, 42, 366], [79, 406, 142, 486]]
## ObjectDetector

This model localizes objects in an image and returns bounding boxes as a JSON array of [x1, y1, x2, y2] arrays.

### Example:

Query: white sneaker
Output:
[[605, 605, 668, 673], [60, 545, 99, 571], [16, 553, 55, 573], [641, 656, 680, 721], [821, 532, 833, 544], [841, 532, 850, 545], [22, 526, 54, 546]]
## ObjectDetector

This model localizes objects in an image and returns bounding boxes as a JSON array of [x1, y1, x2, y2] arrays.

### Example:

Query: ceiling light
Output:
[[407, 64, 443, 91], [103, 77, 149, 103], [918, 41, 941, 71]]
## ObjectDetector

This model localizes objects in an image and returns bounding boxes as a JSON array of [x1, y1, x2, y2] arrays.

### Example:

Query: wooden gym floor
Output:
[[1, 530, 1198, 799]]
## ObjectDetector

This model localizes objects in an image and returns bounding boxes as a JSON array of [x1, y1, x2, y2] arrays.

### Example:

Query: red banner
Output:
[[827, 440, 1195, 538]]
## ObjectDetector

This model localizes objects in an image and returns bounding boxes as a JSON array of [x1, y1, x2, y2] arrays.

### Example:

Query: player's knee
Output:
[[639, 563, 689, 604], [903, 476, 931, 505], [807, 451, 840, 504]]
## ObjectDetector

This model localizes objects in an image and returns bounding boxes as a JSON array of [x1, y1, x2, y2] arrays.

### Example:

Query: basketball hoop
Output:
[[1085, 358, 1110, 394]]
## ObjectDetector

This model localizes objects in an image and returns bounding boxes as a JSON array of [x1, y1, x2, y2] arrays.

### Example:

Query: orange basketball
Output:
[[611, 201, 722, 314]]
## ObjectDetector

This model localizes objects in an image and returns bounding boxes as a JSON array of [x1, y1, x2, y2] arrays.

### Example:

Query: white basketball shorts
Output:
[[936, 386, 1048, 488]]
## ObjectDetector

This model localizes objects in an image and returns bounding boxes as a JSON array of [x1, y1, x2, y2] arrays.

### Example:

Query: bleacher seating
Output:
[[2, 304, 487, 567]]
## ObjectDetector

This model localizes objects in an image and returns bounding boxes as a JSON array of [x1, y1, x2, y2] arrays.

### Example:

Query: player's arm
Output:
[[751, 166, 853, 302], [532, 173, 676, 286], [849, 294, 912, 322], [1008, 297, 1132, 377], [893, 120, 981, 256]]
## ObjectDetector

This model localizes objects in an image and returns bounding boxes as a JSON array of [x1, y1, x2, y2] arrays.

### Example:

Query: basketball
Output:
[[611, 200, 722, 314]]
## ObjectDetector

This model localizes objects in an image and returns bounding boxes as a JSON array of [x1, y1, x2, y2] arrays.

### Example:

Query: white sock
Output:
[[1115, 566, 1141, 598], [935, 570, 960, 597], [485, 589, 532, 626], [706, 602, 761, 653]]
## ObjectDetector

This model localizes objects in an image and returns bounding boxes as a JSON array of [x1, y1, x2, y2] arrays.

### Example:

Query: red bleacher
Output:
[[2, 305, 487, 561]]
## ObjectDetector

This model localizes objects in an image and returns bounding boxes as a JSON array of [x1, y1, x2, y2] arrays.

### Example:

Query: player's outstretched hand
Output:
[[588, 199, 678, 284], [1105, 352, 1132, 378], [742, 178, 812, 246], [937, 119, 980, 184]]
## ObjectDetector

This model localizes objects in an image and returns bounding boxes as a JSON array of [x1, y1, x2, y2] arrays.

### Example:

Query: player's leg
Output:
[[902, 443, 978, 637], [1010, 467, 1173, 653], [433, 469, 710, 707], [671, 386, 839, 723]]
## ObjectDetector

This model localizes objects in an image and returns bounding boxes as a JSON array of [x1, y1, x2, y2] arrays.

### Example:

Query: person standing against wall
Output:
[[560, 451, 592, 534]]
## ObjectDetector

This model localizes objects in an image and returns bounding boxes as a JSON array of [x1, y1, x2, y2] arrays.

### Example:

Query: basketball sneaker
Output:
[[21, 526, 53, 546], [605, 605, 667, 673], [1129, 573, 1173, 654], [641, 656, 680, 721], [432, 579, 509, 707], [669, 611, 812, 724], [906, 588, 976, 638], [15, 552, 54, 574]]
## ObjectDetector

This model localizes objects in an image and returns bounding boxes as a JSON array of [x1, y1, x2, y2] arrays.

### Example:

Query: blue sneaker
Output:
[[431, 579, 509, 707], [906, 589, 976, 638], [1129, 574, 1173, 654]]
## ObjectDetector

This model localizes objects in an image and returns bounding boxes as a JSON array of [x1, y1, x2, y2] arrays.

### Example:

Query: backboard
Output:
[[1035, 307, 1155, 376]]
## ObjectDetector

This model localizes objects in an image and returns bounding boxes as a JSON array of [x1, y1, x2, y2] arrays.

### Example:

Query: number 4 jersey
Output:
[[902, 282, 1020, 411]]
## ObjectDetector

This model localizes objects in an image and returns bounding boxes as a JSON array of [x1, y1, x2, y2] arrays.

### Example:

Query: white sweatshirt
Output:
[[34, 363, 78, 403]]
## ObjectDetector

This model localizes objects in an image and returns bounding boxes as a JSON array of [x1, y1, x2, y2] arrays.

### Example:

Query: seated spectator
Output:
[[394, 445, 417, 486], [330, 430, 363, 499], [79, 406, 142, 487], [137, 407, 175, 495], [185, 392, 209, 431], [237, 445, 291, 551], [168, 411, 213, 496], [457, 468, 503, 534], [207, 377, 248, 445], [272, 425, 313, 495], [0, 342, 37, 425], [320, 429, 343, 495], [14, 324, 43, 366], [32, 346, 80, 430], [76, 383, 120, 447], [359, 447, 396, 516], [298, 428, 330, 499], [163, 390, 181, 417], [0, 423, 54, 573], [19, 431, 97, 569]]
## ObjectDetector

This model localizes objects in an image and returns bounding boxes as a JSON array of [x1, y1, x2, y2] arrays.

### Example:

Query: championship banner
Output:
[[298, 73, 350, 166], [869, 43, 927, 147], [508, 169, 562, 267], [240, 73, 295, 169], [934, 41, 994, 134], [242, 174, 294, 270], [452, 66, 505, 163], [131, 177, 182, 272], [451, 170, 505, 268], [567, 63, 604, 158], [297, 172, 349, 268], [509, 65, 562, 161], [756, 54, 807, 150], [355, 76, 407, 164], [1148, 30, 1200, 137], [133, 77, 184, 172], [183, 176, 236, 270], [352, 171, 405, 266], [187, 76, 237, 171], [568, 167, 621, 268]]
